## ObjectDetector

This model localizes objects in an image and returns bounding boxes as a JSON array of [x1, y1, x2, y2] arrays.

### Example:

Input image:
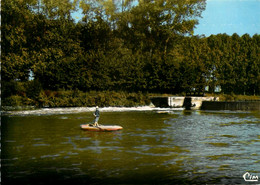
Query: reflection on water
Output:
[[2, 110, 260, 184]]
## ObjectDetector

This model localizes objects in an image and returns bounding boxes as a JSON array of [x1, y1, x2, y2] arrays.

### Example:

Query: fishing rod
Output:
[[85, 106, 96, 116]]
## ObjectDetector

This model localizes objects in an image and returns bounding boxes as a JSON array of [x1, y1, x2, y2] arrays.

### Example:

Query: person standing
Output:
[[93, 106, 100, 126]]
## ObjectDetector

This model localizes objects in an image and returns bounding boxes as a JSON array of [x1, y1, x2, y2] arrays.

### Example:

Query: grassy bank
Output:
[[2, 90, 151, 111], [207, 93, 260, 101]]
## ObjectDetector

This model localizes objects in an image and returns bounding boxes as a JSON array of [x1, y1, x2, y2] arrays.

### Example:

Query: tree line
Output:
[[2, 0, 260, 105]]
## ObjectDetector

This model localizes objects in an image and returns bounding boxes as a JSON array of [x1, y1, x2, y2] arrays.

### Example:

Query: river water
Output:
[[1, 107, 260, 184]]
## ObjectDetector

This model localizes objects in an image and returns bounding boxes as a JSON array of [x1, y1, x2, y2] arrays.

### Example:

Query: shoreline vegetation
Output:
[[2, 89, 259, 111], [1, 90, 151, 111]]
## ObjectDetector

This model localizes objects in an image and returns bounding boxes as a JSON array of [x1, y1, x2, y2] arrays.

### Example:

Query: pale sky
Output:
[[72, 0, 260, 36], [194, 0, 260, 36]]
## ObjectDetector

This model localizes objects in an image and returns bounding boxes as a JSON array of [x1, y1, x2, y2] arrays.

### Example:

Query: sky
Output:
[[72, 0, 260, 37], [194, 0, 260, 36]]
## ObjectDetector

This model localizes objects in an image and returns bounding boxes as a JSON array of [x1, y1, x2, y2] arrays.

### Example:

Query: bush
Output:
[[2, 95, 24, 106], [219, 93, 260, 101], [2, 81, 26, 98], [25, 80, 42, 100], [2, 88, 151, 108]]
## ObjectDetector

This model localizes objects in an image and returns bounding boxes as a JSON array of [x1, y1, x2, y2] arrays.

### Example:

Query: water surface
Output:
[[2, 109, 260, 184]]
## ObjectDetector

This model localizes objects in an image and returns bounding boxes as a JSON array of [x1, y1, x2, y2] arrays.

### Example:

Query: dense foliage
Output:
[[2, 0, 260, 107]]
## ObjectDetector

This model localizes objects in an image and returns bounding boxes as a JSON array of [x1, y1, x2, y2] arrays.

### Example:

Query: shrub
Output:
[[25, 80, 42, 100], [2, 95, 24, 106], [2, 88, 151, 108], [2, 81, 26, 98]]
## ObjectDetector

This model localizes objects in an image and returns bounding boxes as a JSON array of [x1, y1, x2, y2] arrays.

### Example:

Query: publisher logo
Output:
[[243, 172, 259, 182]]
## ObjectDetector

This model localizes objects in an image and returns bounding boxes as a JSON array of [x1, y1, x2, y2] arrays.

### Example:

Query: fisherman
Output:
[[93, 106, 100, 126]]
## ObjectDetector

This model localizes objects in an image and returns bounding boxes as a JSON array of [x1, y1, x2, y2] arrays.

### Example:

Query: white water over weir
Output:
[[2, 106, 184, 116]]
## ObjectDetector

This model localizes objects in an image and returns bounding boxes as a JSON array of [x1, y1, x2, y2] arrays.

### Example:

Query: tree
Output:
[[1, 0, 34, 81]]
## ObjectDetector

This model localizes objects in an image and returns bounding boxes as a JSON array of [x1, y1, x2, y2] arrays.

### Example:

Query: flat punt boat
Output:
[[80, 124, 123, 131]]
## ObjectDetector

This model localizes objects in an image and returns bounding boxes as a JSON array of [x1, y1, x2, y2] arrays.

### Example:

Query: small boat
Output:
[[80, 124, 123, 132]]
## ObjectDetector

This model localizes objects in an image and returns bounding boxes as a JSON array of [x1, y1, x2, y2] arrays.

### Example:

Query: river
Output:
[[1, 107, 260, 184]]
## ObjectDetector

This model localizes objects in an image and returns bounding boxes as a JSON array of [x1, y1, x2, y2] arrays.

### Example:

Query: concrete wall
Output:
[[201, 101, 260, 111], [168, 97, 185, 107], [150, 97, 169, 107], [190, 97, 219, 110], [151, 96, 218, 109], [151, 96, 260, 110]]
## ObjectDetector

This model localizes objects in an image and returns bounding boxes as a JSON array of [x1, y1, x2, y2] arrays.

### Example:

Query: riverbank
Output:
[[2, 90, 259, 112], [1, 90, 151, 111], [214, 94, 260, 101]]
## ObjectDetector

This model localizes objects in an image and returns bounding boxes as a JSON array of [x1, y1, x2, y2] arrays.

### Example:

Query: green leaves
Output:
[[2, 0, 259, 100]]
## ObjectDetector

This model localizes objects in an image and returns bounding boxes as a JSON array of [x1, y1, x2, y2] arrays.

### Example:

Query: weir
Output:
[[150, 96, 260, 111], [201, 101, 260, 111], [150, 96, 218, 110]]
